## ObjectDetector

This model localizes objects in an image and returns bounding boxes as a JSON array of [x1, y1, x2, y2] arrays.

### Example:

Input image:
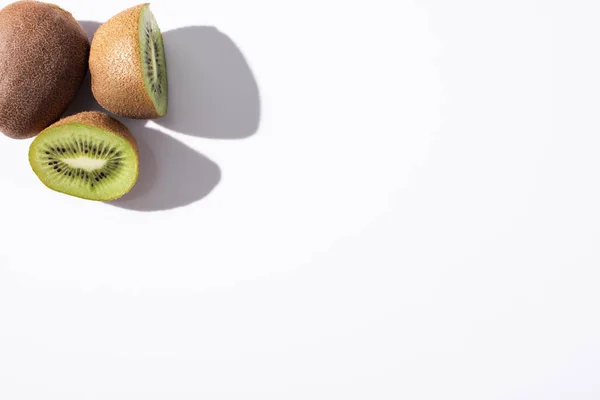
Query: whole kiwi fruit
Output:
[[0, 1, 90, 139], [89, 3, 168, 119]]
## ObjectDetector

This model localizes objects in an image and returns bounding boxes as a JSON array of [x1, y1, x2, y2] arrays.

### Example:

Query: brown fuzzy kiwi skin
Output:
[[30, 111, 139, 201], [0, 1, 90, 139], [90, 3, 164, 119]]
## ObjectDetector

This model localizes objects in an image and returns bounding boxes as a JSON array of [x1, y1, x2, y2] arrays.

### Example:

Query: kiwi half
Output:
[[29, 112, 139, 201], [90, 4, 168, 119]]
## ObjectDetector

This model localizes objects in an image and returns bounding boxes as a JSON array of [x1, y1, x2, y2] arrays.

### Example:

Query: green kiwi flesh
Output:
[[139, 5, 168, 117], [29, 123, 139, 201]]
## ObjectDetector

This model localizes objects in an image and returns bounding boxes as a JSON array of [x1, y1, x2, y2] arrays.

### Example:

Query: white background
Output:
[[0, 0, 597, 398]]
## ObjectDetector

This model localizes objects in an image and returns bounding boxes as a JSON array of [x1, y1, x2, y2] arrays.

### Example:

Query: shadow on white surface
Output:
[[110, 121, 222, 212], [79, 20, 100, 42], [158, 26, 261, 139], [66, 21, 222, 211]]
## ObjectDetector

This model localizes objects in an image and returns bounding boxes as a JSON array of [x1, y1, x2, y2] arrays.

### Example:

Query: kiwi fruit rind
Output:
[[0, 1, 89, 139], [29, 112, 139, 201], [90, 4, 168, 119]]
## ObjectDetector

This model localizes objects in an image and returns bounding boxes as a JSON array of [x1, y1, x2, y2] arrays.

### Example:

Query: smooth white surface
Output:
[[0, 0, 597, 398]]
